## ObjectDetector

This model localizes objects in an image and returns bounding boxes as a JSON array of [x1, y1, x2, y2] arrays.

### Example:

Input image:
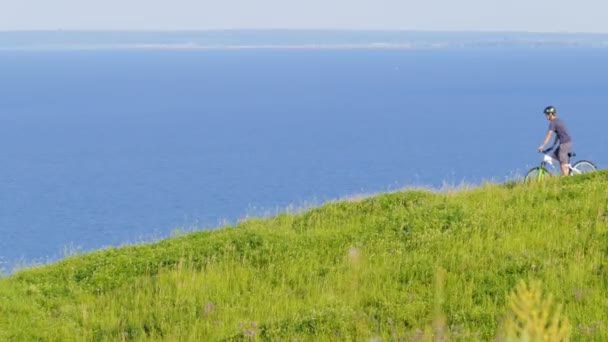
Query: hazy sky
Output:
[[2, 0, 608, 33]]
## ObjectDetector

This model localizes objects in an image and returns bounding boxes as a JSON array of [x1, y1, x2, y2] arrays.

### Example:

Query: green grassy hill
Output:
[[1, 172, 607, 341]]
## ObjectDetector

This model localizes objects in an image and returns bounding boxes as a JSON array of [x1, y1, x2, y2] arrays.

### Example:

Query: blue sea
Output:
[[1, 48, 607, 272]]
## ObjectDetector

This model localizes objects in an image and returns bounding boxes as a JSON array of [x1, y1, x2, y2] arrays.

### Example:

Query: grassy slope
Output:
[[1, 172, 607, 341]]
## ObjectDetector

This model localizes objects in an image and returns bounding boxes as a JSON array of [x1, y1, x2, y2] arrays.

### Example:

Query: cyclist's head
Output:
[[543, 106, 557, 117]]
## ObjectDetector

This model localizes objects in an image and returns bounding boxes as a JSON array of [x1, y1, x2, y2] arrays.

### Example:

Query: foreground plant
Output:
[[499, 281, 570, 341]]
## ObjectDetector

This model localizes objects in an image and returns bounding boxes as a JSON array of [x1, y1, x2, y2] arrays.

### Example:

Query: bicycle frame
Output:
[[540, 153, 581, 175]]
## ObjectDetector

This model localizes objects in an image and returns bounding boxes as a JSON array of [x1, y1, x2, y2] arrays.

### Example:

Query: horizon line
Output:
[[2, 29, 608, 35]]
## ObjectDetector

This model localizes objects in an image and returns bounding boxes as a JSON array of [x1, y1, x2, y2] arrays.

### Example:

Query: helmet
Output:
[[543, 106, 556, 115]]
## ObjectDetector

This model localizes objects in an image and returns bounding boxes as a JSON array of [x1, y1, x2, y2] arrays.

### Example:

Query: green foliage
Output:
[[1, 171, 607, 340], [500, 281, 570, 341]]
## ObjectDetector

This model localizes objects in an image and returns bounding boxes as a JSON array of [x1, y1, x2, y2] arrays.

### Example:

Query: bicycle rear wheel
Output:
[[525, 166, 551, 182], [571, 160, 597, 175]]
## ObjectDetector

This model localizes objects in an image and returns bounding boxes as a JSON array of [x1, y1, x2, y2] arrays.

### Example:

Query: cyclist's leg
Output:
[[557, 142, 572, 176], [552, 145, 560, 161]]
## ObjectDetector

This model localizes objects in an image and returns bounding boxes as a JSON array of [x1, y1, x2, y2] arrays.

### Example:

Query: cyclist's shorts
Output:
[[554, 142, 572, 164]]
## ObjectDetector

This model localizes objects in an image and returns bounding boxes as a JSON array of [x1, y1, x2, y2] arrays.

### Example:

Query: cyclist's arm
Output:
[[549, 135, 560, 149], [538, 130, 553, 151]]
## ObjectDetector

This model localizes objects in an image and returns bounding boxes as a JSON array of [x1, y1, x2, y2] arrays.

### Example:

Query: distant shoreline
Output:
[[0, 43, 419, 51], [2, 30, 608, 51], [2, 43, 608, 52]]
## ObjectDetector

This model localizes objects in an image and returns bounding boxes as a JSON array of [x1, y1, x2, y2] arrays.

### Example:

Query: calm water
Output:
[[1, 48, 607, 272]]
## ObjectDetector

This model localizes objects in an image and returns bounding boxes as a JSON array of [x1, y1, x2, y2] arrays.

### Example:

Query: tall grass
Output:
[[1, 171, 607, 340]]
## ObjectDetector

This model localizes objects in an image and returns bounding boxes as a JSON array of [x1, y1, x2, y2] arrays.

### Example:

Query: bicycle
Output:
[[525, 147, 597, 182]]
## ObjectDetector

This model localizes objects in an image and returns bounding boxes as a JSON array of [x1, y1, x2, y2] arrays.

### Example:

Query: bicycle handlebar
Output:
[[541, 147, 554, 154]]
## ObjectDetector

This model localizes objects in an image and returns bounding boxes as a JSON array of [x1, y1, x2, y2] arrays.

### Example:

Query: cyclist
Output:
[[537, 105, 572, 176]]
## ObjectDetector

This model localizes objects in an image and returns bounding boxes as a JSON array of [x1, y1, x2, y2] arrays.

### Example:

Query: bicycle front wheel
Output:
[[571, 160, 597, 175], [525, 166, 551, 182]]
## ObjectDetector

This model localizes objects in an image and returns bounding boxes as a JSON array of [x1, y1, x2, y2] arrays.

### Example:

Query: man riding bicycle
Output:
[[537, 105, 572, 176]]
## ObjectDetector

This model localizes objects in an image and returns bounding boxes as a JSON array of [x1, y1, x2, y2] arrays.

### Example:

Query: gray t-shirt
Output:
[[548, 117, 572, 144]]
